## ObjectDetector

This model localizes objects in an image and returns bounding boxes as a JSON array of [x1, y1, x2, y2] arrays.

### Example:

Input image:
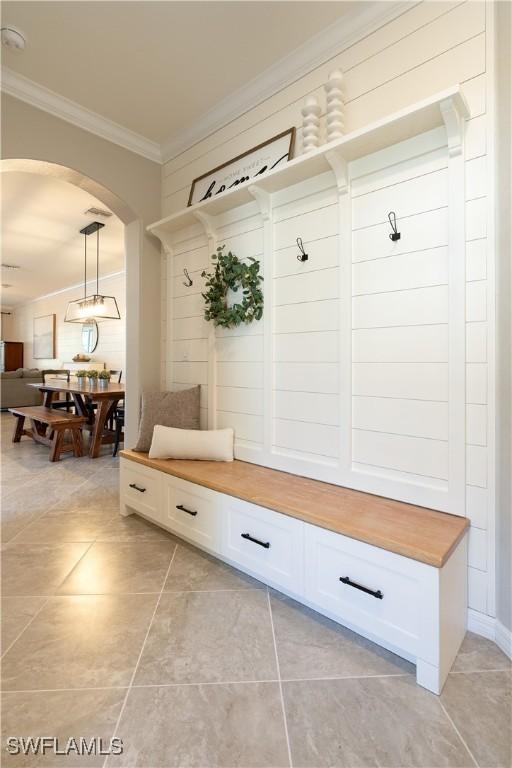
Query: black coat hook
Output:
[[296, 237, 308, 262], [388, 211, 401, 241], [182, 267, 193, 287]]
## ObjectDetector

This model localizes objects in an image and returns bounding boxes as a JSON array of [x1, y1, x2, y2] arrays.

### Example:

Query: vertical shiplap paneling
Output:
[[272, 176, 339, 464], [349, 138, 450, 489], [214, 212, 265, 452], [161, 0, 492, 618]]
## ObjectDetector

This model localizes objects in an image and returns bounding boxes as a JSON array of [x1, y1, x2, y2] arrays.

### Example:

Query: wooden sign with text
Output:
[[188, 128, 295, 206]]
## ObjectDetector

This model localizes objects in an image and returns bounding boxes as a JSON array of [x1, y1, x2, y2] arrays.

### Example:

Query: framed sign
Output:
[[188, 128, 295, 206], [33, 314, 56, 359]]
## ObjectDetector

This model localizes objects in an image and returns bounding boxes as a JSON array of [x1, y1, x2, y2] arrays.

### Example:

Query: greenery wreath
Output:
[[201, 246, 264, 329]]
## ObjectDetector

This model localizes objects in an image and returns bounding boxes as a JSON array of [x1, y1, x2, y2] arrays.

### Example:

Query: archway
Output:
[[1, 158, 142, 446]]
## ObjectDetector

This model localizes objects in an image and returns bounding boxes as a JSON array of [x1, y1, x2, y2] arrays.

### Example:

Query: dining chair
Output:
[[42, 369, 72, 411], [112, 405, 124, 456], [108, 370, 123, 441]]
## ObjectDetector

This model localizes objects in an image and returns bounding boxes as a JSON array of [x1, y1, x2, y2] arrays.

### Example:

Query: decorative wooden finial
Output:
[[325, 69, 345, 142], [301, 95, 321, 153]]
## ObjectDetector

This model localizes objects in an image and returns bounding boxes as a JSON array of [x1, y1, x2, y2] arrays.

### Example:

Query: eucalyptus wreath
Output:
[[201, 246, 264, 329]]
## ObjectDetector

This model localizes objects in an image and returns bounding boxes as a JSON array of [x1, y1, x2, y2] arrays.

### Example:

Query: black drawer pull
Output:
[[129, 483, 146, 493], [339, 576, 383, 600], [176, 503, 198, 517], [241, 532, 270, 549]]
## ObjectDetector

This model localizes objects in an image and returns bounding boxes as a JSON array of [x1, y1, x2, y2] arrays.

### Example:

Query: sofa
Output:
[[0, 369, 43, 410]]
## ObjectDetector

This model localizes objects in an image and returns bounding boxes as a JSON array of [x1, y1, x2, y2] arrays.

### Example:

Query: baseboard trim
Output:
[[496, 620, 512, 659], [467, 608, 496, 640], [467, 609, 512, 659]]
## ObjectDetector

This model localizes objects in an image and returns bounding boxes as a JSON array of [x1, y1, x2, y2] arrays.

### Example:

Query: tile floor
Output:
[[1, 413, 510, 767]]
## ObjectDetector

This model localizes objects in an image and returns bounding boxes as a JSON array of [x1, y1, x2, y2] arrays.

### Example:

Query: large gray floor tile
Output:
[[2, 593, 157, 690], [163, 542, 264, 592], [58, 540, 176, 594], [134, 589, 277, 685], [2, 543, 91, 596], [69, 473, 120, 511], [270, 590, 414, 680], [107, 682, 289, 767], [2, 513, 41, 545], [283, 676, 473, 767], [1, 688, 126, 767], [20, 509, 116, 545], [2, 478, 71, 518], [442, 670, 511, 767], [96, 513, 177, 543], [452, 631, 511, 672], [1, 596, 47, 653]]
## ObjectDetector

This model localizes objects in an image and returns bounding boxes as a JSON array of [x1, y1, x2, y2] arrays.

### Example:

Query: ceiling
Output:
[[1, 1, 357, 145], [1, 172, 124, 307]]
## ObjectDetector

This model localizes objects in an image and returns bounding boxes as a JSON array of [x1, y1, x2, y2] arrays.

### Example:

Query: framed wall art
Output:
[[188, 128, 295, 206], [33, 314, 56, 359]]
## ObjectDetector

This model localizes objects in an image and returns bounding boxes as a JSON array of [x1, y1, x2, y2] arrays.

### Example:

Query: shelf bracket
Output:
[[325, 149, 349, 195], [149, 226, 175, 257], [440, 97, 464, 158], [248, 184, 272, 221], [193, 210, 217, 255]]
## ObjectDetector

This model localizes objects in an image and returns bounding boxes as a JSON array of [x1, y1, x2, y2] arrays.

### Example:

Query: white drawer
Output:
[[304, 523, 426, 656], [222, 498, 304, 593], [120, 460, 161, 520], [163, 476, 221, 551]]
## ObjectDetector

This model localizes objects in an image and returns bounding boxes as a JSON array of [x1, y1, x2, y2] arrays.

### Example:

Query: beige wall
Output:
[[8, 273, 126, 373], [1, 94, 162, 442], [495, 0, 512, 634], [1, 311, 15, 340]]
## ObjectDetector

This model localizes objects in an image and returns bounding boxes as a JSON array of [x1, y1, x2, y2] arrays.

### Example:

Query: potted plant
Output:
[[87, 369, 99, 386], [76, 369, 87, 387], [98, 369, 111, 387]]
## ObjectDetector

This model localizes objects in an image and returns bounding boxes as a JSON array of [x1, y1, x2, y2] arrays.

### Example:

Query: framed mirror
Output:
[[81, 321, 99, 354]]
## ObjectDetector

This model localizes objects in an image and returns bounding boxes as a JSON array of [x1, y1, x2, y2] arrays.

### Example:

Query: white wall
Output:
[[8, 273, 126, 373], [161, 1, 496, 626]]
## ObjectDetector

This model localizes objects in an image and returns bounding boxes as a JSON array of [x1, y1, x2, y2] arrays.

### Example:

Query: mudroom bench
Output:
[[119, 449, 469, 694]]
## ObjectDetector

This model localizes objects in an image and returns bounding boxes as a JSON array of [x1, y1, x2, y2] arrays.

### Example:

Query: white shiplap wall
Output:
[[9, 273, 126, 372], [161, 1, 494, 623]]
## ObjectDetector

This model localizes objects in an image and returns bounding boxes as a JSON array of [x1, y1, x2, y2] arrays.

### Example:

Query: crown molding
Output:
[[1, 68, 161, 164], [6, 270, 125, 308], [1, 1, 413, 167], [161, 0, 413, 163]]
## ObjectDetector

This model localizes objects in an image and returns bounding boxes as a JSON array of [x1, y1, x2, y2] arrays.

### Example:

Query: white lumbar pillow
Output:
[[149, 425, 234, 462]]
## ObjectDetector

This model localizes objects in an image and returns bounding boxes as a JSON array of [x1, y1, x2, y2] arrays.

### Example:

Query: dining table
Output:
[[28, 380, 125, 458]]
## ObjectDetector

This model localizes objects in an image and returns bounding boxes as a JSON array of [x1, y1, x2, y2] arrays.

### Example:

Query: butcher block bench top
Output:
[[120, 450, 469, 568]]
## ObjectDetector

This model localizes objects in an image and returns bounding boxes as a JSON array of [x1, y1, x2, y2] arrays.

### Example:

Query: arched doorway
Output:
[[1, 158, 142, 446]]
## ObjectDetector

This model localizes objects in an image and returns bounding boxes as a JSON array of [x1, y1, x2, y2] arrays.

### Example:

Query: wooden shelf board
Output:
[[121, 449, 469, 568], [148, 87, 469, 238]]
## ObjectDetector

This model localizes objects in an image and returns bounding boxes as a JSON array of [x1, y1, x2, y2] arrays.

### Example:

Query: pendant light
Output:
[[65, 221, 121, 323]]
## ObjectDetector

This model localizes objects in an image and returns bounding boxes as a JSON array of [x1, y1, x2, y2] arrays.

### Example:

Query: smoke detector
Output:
[[84, 207, 112, 218], [1, 26, 26, 51]]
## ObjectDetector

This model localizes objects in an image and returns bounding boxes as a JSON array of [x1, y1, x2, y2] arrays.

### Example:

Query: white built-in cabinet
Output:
[[120, 455, 467, 695], [149, 88, 468, 516]]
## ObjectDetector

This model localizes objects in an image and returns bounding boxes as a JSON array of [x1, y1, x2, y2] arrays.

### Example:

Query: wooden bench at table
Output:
[[9, 406, 86, 461]]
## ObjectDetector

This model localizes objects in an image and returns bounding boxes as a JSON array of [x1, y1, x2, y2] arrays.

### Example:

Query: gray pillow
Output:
[[134, 386, 201, 452], [1, 370, 22, 379]]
